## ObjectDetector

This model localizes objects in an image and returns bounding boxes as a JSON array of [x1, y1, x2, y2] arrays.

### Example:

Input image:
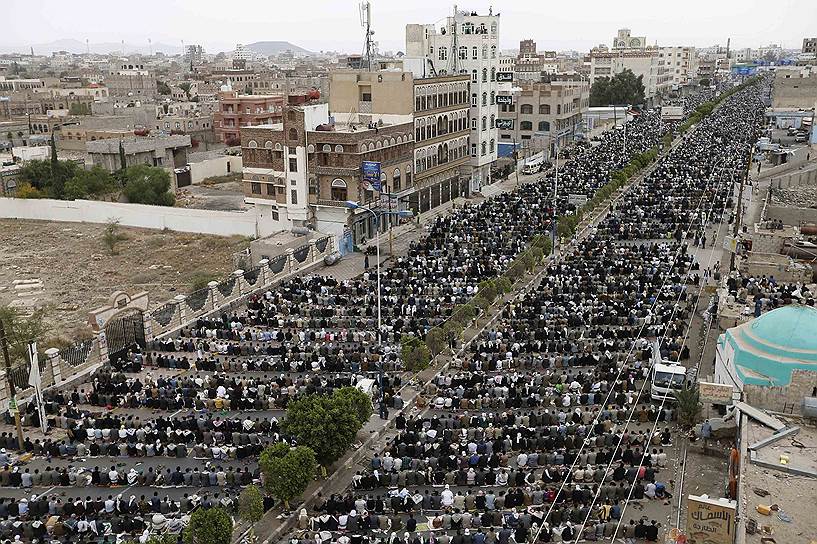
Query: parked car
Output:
[[786, 127, 799, 136], [795, 133, 808, 143]]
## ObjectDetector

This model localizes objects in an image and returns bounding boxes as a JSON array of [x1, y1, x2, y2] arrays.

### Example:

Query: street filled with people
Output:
[[0, 78, 771, 544]]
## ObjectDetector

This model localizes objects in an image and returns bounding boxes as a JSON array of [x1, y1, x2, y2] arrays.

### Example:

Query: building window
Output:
[[491, 22, 497, 35], [471, 93, 477, 106], [481, 92, 487, 106], [439, 47, 447, 61], [251, 182, 261, 194], [490, 114, 495, 128], [471, 69, 477, 83], [271, 210, 280, 221], [482, 69, 487, 82], [491, 45, 497, 58], [490, 68, 496, 82], [392, 168, 401, 191], [291, 190, 298, 205], [471, 118, 477, 130], [520, 121, 533, 131], [472, 47, 478, 60], [459, 46, 468, 60], [539, 104, 551, 114], [288, 128, 298, 140], [538, 121, 550, 132], [520, 104, 533, 114], [471, 143, 477, 156], [481, 116, 487, 131], [331, 179, 348, 201], [480, 141, 486, 156], [489, 139, 495, 153], [289, 158, 297, 172], [482, 45, 488, 59]]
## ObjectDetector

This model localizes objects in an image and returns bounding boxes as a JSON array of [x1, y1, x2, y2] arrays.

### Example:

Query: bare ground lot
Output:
[[0, 219, 249, 344]]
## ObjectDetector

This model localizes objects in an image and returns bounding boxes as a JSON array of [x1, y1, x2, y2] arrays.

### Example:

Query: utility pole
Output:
[[730, 144, 754, 272], [387, 184, 394, 256], [0, 319, 24, 451]]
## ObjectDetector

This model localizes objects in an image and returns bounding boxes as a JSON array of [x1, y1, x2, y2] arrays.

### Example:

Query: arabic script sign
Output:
[[686, 495, 736, 544]]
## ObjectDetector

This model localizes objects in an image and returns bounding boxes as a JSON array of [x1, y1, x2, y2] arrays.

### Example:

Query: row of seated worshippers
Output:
[[0, 491, 241, 543], [61, 367, 390, 411]]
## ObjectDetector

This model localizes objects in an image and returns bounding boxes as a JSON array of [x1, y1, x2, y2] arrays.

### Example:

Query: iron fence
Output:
[[293, 244, 309, 263], [151, 303, 177, 327], [186, 288, 209, 312], [59, 339, 94, 367]]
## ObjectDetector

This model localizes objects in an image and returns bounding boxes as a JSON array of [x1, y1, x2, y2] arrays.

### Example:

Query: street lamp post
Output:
[[345, 201, 413, 418]]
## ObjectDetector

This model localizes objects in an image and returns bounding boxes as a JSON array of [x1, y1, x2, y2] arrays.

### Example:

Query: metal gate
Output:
[[105, 309, 146, 364]]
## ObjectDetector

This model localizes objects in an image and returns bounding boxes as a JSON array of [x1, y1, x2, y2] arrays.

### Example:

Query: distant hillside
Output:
[[0, 39, 181, 55], [245, 41, 312, 56]]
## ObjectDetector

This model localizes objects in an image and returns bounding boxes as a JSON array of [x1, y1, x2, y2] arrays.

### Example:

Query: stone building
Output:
[[87, 135, 191, 172], [104, 63, 157, 99], [240, 103, 415, 243]]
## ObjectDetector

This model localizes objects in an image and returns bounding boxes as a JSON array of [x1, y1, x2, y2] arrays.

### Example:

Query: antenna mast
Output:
[[360, 1, 373, 71]]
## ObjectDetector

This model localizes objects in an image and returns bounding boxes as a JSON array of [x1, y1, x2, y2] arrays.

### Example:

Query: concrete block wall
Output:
[[745, 369, 817, 414]]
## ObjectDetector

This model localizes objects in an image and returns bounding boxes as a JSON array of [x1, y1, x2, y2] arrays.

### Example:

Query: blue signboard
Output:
[[362, 160, 382, 191]]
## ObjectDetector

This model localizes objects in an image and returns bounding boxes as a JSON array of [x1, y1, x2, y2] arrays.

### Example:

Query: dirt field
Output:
[[0, 219, 250, 344]]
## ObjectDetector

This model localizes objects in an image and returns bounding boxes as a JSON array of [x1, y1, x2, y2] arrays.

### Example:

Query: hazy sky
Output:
[[4, 0, 815, 54]]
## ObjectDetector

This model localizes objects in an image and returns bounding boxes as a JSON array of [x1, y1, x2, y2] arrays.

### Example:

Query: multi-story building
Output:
[[406, 9, 500, 192], [104, 63, 157, 99], [612, 28, 647, 50], [514, 40, 558, 82], [803, 38, 817, 55], [213, 89, 284, 144], [87, 135, 191, 172], [495, 79, 589, 160], [184, 45, 205, 67], [232, 44, 255, 62], [0, 77, 45, 92], [658, 46, 698, 87], [240, 103, 415, 241], [589, 48, 672, 100], [328, 69, 470, 220]]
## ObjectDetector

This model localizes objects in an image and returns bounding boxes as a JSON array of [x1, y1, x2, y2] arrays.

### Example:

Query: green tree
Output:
[[63, 166, 115, 200], [183, 507, 233, 544], [675, 386, 702, 428], [332, 386, 373, 426], [258, 443, 317, 509], [283, 395, 361, 473], [590, 69, 645, 107], [118, 140, 127, 171], [401, 336, 431, 371], [19, 159, 54, 191], [238, 484, 264, 543], [18, 158, 79, 199], [121, 165, 175, 206], [0, 306, 48, 366], [157, 80, 172, 95], [179, 82, 193, 100], [425, 327, 446, 356]]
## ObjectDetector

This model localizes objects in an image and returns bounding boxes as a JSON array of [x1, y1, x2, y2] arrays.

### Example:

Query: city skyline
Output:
[[2, 0, 815, 56]]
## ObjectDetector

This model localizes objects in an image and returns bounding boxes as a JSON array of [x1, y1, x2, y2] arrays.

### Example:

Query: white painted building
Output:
[[406, 9, 500, 192], [658, 46, 698, 87]]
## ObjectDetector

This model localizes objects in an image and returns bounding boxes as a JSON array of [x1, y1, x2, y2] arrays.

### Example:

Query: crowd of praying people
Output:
[[0, 79, 774, 544]]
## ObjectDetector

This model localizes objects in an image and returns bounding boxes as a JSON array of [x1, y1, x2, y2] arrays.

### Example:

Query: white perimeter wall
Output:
[[189, 156, 243, 184], [0, 197, 258, 237]]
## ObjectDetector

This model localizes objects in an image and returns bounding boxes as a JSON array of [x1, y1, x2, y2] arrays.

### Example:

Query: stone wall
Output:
[[744, 369, 817, 414]]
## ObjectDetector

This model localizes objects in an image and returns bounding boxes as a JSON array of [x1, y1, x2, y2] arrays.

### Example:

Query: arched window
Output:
[[490, 67, 496, 81], [471, 69, 477, 83], [247, 140, 258, 148], [539, 104, 551, 114], [480, 141, 487, 156], [393, 167, 401, 190], [490, 22, 497, 35], [490, 114, 495, 128], [490, 91, 495, 105], [557, 104, 561, 114], [472, 46, 478, 59], [322, 144, 331, 153], [275, 143, 283, 151], [538, 121, 550, 132], [520, 104, 533, 114], [481, 116, 487, 131], [288, 128, 297, 140], [330, 178, 348, 201], [482, 45, 488, 59], [459, 46, 468, 60], [334, 144, 343, 153], [491, 45, 497, 58], [520, 121, 533, 131], [481, 92, 487, 106], [482, 68, 487, 82], [264, 141, 273, 149], [489, 139, 495, 153]]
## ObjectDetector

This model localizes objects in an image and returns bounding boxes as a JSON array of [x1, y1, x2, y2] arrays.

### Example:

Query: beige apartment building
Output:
[[329, 70, 471, 213], [496, 79, 589, 161]]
